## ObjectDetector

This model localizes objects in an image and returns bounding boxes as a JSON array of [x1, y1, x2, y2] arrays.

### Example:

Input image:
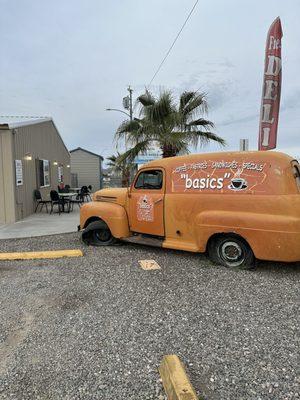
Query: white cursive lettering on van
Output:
[[181, 173, 231, 190]]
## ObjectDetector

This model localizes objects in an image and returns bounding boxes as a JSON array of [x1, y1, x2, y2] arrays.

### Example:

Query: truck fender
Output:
[[194, 210, 265, 255], [80, 202, 130, 239]]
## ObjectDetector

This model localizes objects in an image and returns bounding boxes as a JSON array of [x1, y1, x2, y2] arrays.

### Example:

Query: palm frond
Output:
[[143, 90, 176, 124], [116, 119, 140, 135], [182, 92, 208, 119], [184, 130, 226, 147], [179, 91, 196, 111], [137, 90, 155, 107], [186, 118, 215, 129], [118, 140, 152, 163]]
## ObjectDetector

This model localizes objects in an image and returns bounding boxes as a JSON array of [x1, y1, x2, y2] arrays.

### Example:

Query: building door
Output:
[[129, 169, 165, 236]]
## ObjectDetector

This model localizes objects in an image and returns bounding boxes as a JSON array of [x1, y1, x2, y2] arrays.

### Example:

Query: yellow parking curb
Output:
[[159, 355, 199, 400], [0, 249, 83, 261]]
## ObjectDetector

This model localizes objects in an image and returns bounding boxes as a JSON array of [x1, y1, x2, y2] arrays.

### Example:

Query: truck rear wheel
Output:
[[82, 220, 117, 246], [208, 234, 254, 269]]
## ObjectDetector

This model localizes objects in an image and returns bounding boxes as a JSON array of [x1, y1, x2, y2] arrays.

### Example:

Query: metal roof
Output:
[[0, 117, 52, 129], [0, 117, 70, 156], [70, 147, 104, 160]]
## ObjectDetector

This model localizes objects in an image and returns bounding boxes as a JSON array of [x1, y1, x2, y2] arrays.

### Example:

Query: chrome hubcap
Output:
[[220, 241, 243, 265]]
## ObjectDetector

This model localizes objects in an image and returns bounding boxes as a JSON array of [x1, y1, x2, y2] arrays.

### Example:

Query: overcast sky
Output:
[[0, 0, 299, 160]]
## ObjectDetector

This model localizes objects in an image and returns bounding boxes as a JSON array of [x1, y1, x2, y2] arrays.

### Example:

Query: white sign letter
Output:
[[262, 127, 270, 146], [261, 104, 274, 124], [264, 80, 278, 100], [265, 55, 282, 76]]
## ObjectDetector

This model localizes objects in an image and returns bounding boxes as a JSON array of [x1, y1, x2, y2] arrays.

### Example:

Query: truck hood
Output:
[[93, 187, 128, 206]]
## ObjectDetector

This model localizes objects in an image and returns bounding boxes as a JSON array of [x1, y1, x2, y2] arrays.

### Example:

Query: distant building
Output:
[[0, 118, 70, 224], [102, 168, 122, 188], [134, 144, 162, 169], [70, 147, 103, 191]]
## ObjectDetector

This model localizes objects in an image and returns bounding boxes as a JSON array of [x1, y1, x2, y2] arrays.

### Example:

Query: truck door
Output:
[[129, 168, 165, 236]]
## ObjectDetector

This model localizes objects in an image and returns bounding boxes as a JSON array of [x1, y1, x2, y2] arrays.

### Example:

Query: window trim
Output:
[[133, 168, 164, 191], [39, 159, 50, 188]]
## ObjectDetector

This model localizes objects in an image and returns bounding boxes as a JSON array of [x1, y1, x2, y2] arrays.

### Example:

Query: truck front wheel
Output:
[[208, 234, 254, 269], [82, 220, 117, 246]]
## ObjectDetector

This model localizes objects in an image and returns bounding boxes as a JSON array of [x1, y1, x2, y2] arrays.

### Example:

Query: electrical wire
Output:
[[148, 0, 199, 86]]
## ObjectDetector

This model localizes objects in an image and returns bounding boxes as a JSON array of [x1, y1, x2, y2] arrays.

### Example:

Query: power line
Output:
[[148, 0, 199, 86]]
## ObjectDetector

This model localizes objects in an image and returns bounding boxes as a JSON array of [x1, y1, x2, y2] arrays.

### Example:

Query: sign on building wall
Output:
[[15, 160, 23, 186], [58, 166, 64, 183]]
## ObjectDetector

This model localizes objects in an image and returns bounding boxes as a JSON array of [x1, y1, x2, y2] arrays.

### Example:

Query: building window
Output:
[[39, 160, 50, 187]]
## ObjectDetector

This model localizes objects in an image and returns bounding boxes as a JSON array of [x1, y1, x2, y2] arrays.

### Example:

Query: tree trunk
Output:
[[162, 144, 178, 158], [121, 169, 130, 187]]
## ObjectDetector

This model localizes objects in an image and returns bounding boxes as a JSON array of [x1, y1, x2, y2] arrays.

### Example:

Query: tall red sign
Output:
[[258, 17, 283, 150]]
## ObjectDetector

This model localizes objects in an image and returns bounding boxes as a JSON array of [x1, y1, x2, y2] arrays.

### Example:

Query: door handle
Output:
[[154, 198, 163, 204]]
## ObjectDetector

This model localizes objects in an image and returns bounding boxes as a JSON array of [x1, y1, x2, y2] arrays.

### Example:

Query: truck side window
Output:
[[135, 170, 163, 190], [291, 161, 300, 192]]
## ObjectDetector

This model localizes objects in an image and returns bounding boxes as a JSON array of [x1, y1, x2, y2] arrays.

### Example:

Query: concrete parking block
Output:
[[0, 249, 83, 261]]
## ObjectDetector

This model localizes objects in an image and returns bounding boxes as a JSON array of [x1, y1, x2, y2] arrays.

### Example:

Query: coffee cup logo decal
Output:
[[228, 168, 248, 191], [228, 177, 248, 191]]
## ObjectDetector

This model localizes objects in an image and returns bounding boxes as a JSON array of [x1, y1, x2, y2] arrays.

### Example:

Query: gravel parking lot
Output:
[[0, 233, 299, 400]]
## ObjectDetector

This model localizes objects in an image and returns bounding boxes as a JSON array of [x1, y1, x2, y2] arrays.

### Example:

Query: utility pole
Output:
[[124, 86, 133, 151], [128, 85, 133, 122]]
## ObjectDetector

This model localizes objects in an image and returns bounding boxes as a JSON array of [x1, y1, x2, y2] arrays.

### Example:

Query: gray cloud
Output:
[[0, 0, 299, 159]]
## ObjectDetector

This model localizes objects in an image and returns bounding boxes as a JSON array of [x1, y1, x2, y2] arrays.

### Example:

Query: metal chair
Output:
[[69, 196, 83, 211], [80, 186, 92, 202], [34, 190, 51, 213], [50, 190, 64, 214]]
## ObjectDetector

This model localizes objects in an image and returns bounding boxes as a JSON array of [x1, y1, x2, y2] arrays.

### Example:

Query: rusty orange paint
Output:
[[80, 151, 300, 262]]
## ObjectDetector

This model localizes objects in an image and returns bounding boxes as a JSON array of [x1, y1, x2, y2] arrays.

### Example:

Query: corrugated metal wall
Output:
[[70, 150, 101, 191], [0, 130, 16, 224], [13, 120, 71, 220]]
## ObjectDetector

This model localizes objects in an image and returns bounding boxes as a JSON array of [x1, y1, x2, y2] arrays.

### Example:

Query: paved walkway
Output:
[[0, 209, 80, 239]]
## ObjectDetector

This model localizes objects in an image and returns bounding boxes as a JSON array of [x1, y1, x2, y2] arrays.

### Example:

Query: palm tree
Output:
[[106, 153, 133, 187], [115, 90, 225, 161]]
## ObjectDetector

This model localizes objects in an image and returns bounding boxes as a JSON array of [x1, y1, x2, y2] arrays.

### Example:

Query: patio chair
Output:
[[34, 190, 51, 213], [69, 196, 83, 211], [50, 190, 64, 214], [80, 186, 92, 202]]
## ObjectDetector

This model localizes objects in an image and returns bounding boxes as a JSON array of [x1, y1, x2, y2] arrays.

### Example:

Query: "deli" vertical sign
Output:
[[258, 17, 283, 150]]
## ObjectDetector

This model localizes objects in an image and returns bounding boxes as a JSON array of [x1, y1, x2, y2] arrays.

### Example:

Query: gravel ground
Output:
[[0, 233, 299, 400]]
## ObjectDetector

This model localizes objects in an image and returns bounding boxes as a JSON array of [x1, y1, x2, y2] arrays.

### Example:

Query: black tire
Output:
[[208, 234, 254, 269], [82, 220, 117, 246]]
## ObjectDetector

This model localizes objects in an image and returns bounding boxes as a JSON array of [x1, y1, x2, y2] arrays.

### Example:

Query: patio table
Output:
[[69, 187, 81, 193], [58, 192, 77, 213]]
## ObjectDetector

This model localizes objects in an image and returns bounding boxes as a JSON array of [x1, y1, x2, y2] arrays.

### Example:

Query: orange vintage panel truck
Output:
[[79, 151, 300, 268]]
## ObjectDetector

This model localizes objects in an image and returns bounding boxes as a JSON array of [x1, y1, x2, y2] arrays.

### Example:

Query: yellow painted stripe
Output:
[[159, 355, 200, 400], [0, 249, 83, 261]]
